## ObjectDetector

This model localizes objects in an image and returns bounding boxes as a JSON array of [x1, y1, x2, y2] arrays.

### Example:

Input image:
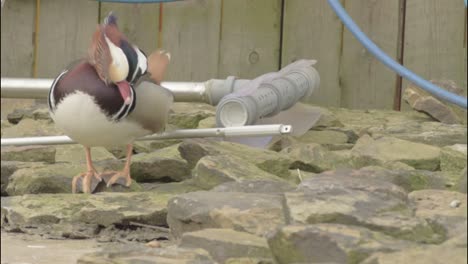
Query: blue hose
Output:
[[327, 0, 467, 109]]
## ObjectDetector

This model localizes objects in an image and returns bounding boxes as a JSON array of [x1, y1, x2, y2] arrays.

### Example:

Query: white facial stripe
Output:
[[104, 35, 129, 82], [129, 47, 147, 83], [135, 47, 147, 73], [123, 86, 135, 118], [111, 85, 135, 121]]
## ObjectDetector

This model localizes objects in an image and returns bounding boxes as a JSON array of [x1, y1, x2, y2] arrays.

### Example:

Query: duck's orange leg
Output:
[[72, 146, 102, 193], [100, 144, 133, 187]]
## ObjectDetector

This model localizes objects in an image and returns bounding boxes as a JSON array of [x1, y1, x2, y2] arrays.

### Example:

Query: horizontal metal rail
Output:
[[1, 78, 210, 102], [1, 125, 292, 147]]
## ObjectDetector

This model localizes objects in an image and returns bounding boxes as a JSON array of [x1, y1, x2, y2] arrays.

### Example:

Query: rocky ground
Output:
[[1, 101, 467, 264]]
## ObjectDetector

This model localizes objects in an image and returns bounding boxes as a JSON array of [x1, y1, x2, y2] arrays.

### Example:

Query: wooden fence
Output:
[[1, 0, 466, 110]]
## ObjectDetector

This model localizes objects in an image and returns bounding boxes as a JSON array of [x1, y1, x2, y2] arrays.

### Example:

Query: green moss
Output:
[[386, 221, 446, 244], [169, 113, 211, 129], [257, 160, 293, 180], [408, 173, 429, 190], [348, 250, 370, 264], [377, 203, 412, 217], [268, 232, 306, 264]]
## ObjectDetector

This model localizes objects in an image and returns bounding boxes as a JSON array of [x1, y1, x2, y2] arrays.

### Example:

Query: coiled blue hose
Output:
[[100, 0, 466, 108], [327, 0, 467, 109]]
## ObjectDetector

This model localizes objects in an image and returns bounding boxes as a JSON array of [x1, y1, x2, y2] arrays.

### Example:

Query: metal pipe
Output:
[[1, 124, 292, 147], [1, 78, 52, 99], [0, 78, 209, 101]]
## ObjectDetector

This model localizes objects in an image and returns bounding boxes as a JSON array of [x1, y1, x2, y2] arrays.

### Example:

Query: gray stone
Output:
[[5, 162, 142, 195], [281, 143, 352, 173], [289, 169, 317, 183], [458, 167, 467, 193], [359, 166, 448, 191], [1, 119, 62, 137], [1, 161, 43, 196], [363, 244, 467, 264], [1, 192, 176, 236], [1, 145, 56, 163], [5, 163, 82, 195], [169, 102, 216, 129], [285, 174, 446, 243], [178, 139, 294, 177], [55, 145, 115, 163], [141, 180, 203, 194], [324, 143, 355, 151], [6, 105, 51, 124], [95, 224, 169, 243], [31, 107, 51, 121], [331, 107, 433, 134], [1, 119, 12, 137], [370, 121, 467, 147], [77, 244, 215, 264], [197, 116, 216, 129], [351, 135, 441, 170], [297, 130, 349, 145], [107, 140, 175, 159], [310, 105, 344, 128], [330, 107, 467, 147], [6, 108, 26, 124], [131, 144, 191, 182], [212, 179, 295, 194], [431, 80, 468, 125], [268, 224, 413, 264], [380, 161, 416, 171], [180, 229, 273, 263], [409, 190, 467, 239], [148, 139, 183, 151], [167, 191, 286, 239], [192, 155, 293, 190], [267, 136, 299, 152], [440, 145, 467, 184], [404, 86, 461, 124], [225, 258, 274, 264]]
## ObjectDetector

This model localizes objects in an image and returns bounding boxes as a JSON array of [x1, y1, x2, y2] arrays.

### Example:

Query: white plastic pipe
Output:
[[1, 125, 292, 147]]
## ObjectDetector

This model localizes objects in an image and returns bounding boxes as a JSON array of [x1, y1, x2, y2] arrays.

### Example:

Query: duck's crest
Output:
[[104, 11, 117, 26]]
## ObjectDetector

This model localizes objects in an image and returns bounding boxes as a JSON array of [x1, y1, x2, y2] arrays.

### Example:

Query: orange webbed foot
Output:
[[72, 169, 102, 194], [100, 170, 132, 188]]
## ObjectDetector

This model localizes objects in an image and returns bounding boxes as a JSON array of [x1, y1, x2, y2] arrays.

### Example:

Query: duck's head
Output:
[[88, 12, 147, 105]]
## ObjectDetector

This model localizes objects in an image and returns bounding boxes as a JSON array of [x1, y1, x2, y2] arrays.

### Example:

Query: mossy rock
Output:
[[351, 135, 441, 170], [131, 144, 191, 182]]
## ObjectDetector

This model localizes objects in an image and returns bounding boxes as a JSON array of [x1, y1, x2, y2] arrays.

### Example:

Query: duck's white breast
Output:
[[51, 91, 150, 147]]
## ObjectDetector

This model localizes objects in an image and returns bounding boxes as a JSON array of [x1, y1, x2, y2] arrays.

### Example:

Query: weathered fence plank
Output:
[[36, 0, 99, 78], [339, 0, 400, 109], [282, 0, 343, 107], [401, 0, 466, 110], [1, 0, 466, 110], [1, 0, 37, 118], [1, 0, 35, 77], [217, 0, 282, 79], [161, 0, 221, 81], [100, 3, 160, 55]]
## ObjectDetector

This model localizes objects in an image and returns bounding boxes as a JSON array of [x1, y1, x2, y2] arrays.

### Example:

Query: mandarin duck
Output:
[[48, 12, 173, 193]]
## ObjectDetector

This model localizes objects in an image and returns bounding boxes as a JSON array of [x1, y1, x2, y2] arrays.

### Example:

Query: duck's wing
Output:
[[127, 78, 174, 134]]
